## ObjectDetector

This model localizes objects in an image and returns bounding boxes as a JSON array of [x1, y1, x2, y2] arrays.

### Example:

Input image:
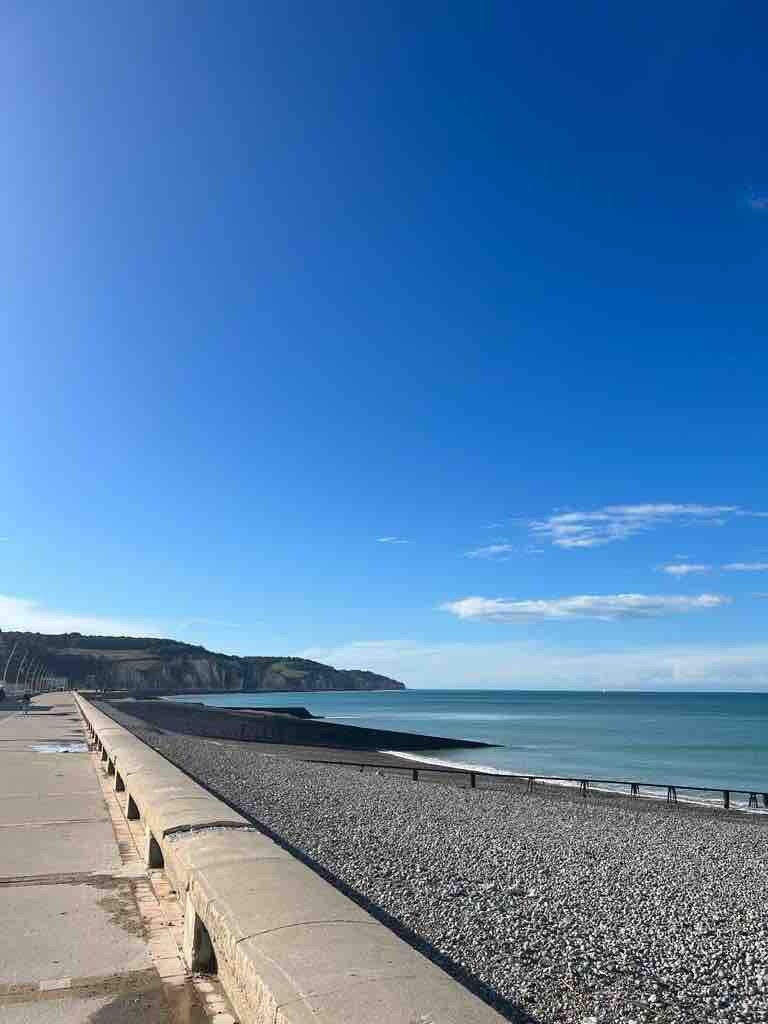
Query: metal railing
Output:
[[302, 756, 768, 811]]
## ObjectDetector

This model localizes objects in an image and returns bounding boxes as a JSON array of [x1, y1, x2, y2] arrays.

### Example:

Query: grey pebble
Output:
[[102, 703, 768, 1024]]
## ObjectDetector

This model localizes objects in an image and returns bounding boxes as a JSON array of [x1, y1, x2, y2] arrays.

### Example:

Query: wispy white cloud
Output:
[[297, 638, 768, 690], [0, 594, 157, 637], [441, 592, 729, 623], [723, 562, 768, 572], [531, 503, 743, 549], [481, 523, 505, 530], [464, 544, 515, 560], [659, 563, 712, 576], [377, 536, 407, 544]]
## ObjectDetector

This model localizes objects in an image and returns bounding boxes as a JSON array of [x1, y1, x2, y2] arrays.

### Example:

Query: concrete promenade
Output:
[[0, 694, 222, 1024]]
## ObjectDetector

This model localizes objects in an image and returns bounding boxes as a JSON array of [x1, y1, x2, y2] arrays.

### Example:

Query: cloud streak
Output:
[[441, 592, 729, 623], [377, 536, 407, 544], [464, 544, 515, 560], [660, 562, 768, 575], [0, 594, 157, 637], [530, 503, 743, 549], [298, 638, 768, 690], [659, 563, 711, 576]]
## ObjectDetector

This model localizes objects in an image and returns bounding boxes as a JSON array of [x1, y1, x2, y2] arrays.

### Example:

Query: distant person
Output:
[[20, 693, 31, 715]]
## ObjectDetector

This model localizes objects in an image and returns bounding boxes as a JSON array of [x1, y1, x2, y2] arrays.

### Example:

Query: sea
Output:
[[166, 689, 768, 812]]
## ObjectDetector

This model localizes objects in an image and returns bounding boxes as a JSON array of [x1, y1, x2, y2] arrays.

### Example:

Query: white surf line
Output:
[[381, 749, 513, 776], [381, 750, 768, 814]]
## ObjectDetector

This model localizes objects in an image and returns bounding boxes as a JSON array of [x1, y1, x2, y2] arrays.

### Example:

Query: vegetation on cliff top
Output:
[[0, 631, 406, 692]]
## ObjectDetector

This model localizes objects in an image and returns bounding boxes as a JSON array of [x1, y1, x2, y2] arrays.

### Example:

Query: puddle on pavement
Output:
[[31, 741, 89, 753]]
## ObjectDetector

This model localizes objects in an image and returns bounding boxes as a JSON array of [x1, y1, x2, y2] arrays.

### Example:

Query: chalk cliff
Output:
[[0, 632, 406, 693]]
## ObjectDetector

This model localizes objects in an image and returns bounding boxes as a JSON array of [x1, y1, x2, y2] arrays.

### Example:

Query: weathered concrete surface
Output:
[[2, 987, 170, 1024], [236, 922, 504, 1024], [0, 790, 107, 823], [0, 696, 183, 1023], [0, 880, 150, 983], [0, 820, 123, 878], [163, 828, 293, 895], [0, 753, 99, 795]]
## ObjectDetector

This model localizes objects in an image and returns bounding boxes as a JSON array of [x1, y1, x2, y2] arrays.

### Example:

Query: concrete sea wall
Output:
[[99, 696, 491, 750], [76, 694, 505, 1024]]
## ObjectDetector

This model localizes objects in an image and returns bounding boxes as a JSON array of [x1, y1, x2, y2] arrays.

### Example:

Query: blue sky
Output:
[[2, 2, 767, 688]]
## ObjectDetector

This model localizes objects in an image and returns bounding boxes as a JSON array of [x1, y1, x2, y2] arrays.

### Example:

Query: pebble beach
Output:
[[102, 704, 768, 1024]]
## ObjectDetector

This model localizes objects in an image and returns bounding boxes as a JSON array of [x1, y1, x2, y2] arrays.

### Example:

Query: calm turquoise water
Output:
[[167, 690, 768, 805]]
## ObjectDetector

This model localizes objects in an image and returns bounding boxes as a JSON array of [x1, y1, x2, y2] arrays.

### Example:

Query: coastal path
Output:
[[0, 693, 232, 1024]]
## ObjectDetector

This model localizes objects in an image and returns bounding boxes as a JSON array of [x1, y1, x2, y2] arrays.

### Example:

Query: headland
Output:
[[0, 630, 406, 694]]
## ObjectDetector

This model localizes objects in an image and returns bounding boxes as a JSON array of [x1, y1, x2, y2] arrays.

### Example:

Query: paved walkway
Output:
[[0, 694, 215, 1024]]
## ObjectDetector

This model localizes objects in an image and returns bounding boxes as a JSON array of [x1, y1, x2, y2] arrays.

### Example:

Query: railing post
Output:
[[222, 749, 759, 815]]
